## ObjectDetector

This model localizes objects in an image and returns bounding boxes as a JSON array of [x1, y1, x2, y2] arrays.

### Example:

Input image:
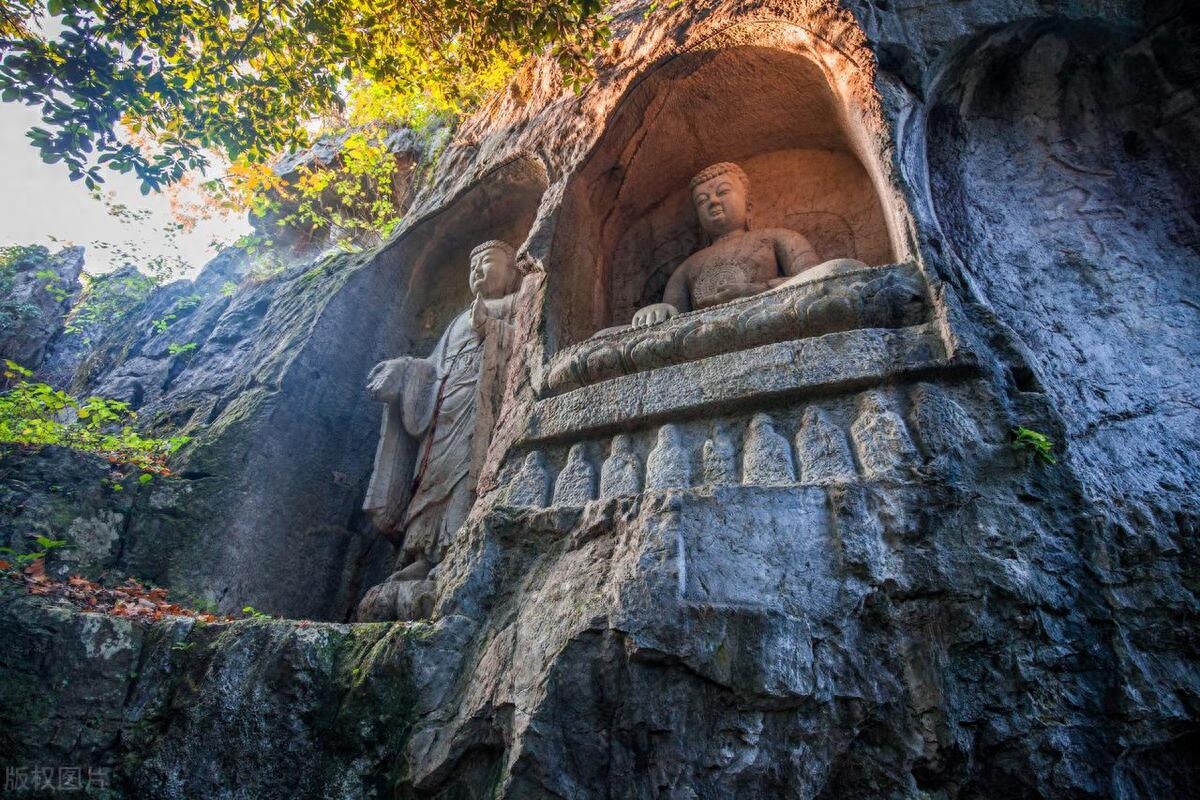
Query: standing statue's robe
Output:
[[364, 296, 514, 566]]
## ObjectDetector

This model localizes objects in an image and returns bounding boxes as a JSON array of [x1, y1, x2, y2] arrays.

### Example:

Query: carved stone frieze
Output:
[[527, 321, 970, 444], [494, 385, 972, 512]]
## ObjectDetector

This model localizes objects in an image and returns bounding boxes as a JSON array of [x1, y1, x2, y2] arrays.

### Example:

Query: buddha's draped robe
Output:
[[364, 296, 513, 565]]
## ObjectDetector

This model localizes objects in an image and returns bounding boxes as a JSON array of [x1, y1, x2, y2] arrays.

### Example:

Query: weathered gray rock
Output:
[[61, 249, 398, 619], [0, 245, 82, 370], [0, 589, 420, 799], [356, 575, 438, 622], [0, 447, 133, 578]]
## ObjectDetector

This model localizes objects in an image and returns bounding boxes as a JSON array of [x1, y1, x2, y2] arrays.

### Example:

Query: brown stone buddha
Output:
[[631, 162, 865, 328]]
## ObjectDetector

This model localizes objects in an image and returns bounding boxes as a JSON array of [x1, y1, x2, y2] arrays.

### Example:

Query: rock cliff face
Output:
[[0, 245, 83, 370], [3, 246, 401, 620], [1, 0, 1197, 797]]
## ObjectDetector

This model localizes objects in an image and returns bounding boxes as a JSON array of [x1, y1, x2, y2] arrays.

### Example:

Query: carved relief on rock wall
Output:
[[543, 42, 908, 354], [356, 37, 934, 622], [542, 258, 926, 396], [357, 240, 527, 621], [351, 155, 548, 623], [535, 151, 906, 398], [612, 152, 895, 330]]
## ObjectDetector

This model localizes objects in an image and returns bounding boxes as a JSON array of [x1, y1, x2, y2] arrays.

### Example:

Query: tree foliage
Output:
[[0, 0, 609, 193], [189, 71, 489, 251]]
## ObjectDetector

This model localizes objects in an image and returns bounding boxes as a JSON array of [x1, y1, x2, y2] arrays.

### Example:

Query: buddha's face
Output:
[[692, 172, 748, 237], [469, 245, 518, 299]]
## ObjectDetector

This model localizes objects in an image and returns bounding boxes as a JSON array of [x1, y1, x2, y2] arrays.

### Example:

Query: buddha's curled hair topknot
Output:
[[688, 162, 750, 198], [470, 239, 515, 260], [469, 239, 528, 273]]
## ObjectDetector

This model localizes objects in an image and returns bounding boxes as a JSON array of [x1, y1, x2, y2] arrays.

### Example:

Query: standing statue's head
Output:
[[469, 239, 520, 299], [689, 162, 751, 238]]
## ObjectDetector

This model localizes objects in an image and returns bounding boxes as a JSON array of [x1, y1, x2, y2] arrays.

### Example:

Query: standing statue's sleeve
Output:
[[363, 319, 454, 537], [400, 359, 439, 437]]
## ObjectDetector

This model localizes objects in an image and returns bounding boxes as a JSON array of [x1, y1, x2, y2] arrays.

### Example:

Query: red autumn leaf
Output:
[[5, 568, 235, 622]]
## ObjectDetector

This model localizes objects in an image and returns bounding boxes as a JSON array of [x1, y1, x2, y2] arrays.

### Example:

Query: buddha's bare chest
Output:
[[687, 238, 779, 302]]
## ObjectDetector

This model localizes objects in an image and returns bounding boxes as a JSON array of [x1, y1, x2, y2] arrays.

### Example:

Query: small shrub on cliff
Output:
[[1011, 426, 1057, 465], [0, 535, 66, 571], [64, 270, 157, 344], [151, 293, 202, 334], [166, 342, 198, 358], [33, 267, 70, 303], [0, 361, 188, 473]]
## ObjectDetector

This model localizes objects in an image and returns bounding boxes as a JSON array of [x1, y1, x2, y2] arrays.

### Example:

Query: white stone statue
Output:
[[631, 162, 866, 328], [358, 239, 522, 620]]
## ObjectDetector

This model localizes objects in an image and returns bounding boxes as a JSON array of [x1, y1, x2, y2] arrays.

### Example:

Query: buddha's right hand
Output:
[[366, 357, 413, 403], [632, 303, 679, 329]]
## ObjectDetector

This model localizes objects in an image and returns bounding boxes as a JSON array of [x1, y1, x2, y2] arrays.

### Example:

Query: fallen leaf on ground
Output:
[[3, 571, 236, 623]]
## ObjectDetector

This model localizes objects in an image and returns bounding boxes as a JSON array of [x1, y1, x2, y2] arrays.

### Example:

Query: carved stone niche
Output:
[[542, 40, 912, 369], [391, 157, 547, 359]]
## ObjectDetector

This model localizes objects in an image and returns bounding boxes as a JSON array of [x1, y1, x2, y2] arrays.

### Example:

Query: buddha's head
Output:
[[689, 162, 751, 238], [469, 239, 520, 299]]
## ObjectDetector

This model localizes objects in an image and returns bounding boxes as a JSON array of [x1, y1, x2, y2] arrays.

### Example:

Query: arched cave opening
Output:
[[545, 41, 906, 350], [222, 154, 549, 621], [380, 155, 549, 356]]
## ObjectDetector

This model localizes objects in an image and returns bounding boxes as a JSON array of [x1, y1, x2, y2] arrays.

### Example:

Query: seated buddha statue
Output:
[[631, 162, 866, 328]]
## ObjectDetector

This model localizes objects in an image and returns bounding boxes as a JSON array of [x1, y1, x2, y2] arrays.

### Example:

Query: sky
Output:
[[0, 102, 250, 279]]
